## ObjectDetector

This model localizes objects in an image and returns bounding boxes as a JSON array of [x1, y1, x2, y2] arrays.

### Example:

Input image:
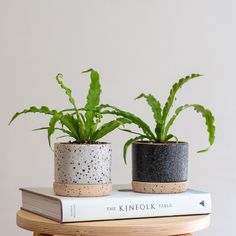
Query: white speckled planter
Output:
[[54, 143, 112, 197]]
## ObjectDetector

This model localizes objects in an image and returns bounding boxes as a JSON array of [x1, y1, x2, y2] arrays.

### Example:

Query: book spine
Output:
[[61, 193, 211, 222]]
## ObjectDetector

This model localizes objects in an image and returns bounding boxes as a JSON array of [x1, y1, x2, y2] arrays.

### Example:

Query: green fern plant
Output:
[[9, 69, 130, 147], [98, 74, 215, 164]]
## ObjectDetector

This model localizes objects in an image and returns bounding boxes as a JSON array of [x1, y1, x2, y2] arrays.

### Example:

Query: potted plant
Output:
[[9, 69, 130, 197], [98, 74, 216, 194]]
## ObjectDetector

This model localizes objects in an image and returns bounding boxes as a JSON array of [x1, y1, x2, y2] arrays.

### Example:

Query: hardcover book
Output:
[[20, 185, 211, 222]]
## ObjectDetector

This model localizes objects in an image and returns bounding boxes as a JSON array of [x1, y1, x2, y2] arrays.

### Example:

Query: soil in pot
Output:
[[54, 142, 112, 197], [132, 141, 188, 194]]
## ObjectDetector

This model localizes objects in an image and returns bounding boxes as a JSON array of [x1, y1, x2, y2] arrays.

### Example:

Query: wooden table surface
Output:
[[16, 210, 210, 236]]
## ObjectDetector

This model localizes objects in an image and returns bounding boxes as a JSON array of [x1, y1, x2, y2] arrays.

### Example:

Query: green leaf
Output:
[[90, 113, 103, 136], [98, 104, 156, 140], [33, 126, 73, 136], [60, 114, 81, 142], [135, 93, 162, 139], [162, 74, 202, 123], [82, 68, 93, 73], [55, 74, 83, 125], [164, 134, 179, 142], [136, 93, 162, 124], [164, 104, 190, 139], [9, 106, 57, 125], [118, 128, 145, 136], [33, 126, 75, 146], [53, 127, 75, 138], [47, 113, 61, 148], [123, 135, 146, 165], [32, 127, 48, 131], [80, 113, 86, 123], [92, 118, 131, 141], [164, 104, 215, 152], [55, 74, 76, 108], [56, 135, 70, 140], [83, 69, 102, 139], [194, 105, 215, 152]]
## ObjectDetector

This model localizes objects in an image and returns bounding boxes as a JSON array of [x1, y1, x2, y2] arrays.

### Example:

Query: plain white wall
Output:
[[1, 0, 235, 235]]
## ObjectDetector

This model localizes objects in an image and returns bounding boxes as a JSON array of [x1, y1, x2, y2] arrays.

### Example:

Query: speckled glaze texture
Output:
[[132, 142, 188, 183], [54, 143, 112, 185]]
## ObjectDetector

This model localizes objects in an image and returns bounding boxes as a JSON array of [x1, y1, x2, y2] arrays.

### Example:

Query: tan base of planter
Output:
[[53, 182, 112, 197], [132, 181, 188, 194]]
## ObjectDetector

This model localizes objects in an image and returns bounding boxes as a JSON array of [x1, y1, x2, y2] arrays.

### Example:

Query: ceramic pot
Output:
[[132, 141, 188, 194], [53, 143, 112, 197]]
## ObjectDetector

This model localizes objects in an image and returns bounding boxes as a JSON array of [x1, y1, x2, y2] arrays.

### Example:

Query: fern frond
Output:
[[55, 74, 83, 124], [82, 69, 101, 140], [33, 126, 76, 146], [99, 104, 156, 140], [123, 135, 147, 165], [164, 134, 179, 142], [59, 114, 81, 142], [47, 113, 61, 148], [9, 106, 57, 125], [92, 118, 131, 141], [164, 104, 215, 152], [162, 74, 202, 122], [135, 93, 162, 139], [118, 128, 145, 136]]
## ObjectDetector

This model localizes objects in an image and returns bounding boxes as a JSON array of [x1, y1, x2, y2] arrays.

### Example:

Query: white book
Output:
[[20, 185, 211, 223]]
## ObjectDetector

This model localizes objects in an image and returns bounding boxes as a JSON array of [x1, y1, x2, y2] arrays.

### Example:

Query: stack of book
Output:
[[20, 185, 211, 223]]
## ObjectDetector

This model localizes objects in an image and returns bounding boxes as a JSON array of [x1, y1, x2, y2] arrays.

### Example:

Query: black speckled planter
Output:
[[132, 141, 188, 194]]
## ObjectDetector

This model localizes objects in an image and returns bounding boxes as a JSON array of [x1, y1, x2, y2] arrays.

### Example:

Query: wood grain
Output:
[[17, 210, 209, 236]]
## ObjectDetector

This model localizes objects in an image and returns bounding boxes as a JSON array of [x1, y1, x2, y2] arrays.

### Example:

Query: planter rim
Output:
[[132, 141, 188, 145], [54, 142, 111, 146]]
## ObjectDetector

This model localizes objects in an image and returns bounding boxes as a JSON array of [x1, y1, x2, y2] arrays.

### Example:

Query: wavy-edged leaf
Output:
[[194, 105, 215, 152], [55, 74, 77, 109], [164, 104, 215, 152], [135, 93, 162, 139], [83, 69, 101, 139], [123, 135, 146, 165], [98, 104, 156, 140], [55, 74, 83, 124], [162, 74, 202, 122], [9, 106, 57, 125], [136, 93, 162, 124], [92, 118, 131, 141], [164, 104, 190, 138]]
